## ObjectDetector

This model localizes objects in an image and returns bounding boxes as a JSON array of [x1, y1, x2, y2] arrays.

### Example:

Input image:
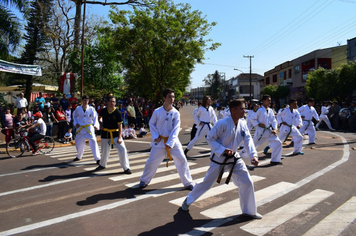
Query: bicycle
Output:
[[6, 129, 55, 158]]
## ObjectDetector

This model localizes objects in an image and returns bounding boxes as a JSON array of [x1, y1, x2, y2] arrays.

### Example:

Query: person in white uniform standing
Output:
[[95, 96, 132, 174], [277, 98, 304, 155], [72, 95, 101, 164], [298, 98, 320, 145], [240, 95, 282, 165], [184, 96, 217, 157], [181, 99, 262, 219], [315, 101, 335, 131], [139, 88, 194, 190]]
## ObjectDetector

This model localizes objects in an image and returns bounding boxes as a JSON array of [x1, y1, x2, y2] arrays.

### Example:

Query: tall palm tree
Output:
[[0, 0, 27, 59]]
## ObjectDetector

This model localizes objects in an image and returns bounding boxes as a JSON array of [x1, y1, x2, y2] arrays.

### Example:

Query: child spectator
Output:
[[63, 127, 73, 144], [122, 125, 129, 139], [128, 124, 137, 139], [138, 123, 147, 137]]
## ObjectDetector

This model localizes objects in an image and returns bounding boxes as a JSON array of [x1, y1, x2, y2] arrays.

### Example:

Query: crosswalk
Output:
[[0, 131, 354, 236]]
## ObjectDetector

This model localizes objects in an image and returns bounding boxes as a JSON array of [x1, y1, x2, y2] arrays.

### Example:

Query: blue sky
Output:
[[15, 0, 356, 88]]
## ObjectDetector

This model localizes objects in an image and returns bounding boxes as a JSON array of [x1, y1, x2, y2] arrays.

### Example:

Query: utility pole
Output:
[[244, 55, 254, 102]]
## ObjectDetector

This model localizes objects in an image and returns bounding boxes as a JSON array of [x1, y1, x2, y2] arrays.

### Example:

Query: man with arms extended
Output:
[[181, 99, 262, 219], [95, 96, 132, 174], [73, 95, 101, 164], [139, 88, 194, 189]]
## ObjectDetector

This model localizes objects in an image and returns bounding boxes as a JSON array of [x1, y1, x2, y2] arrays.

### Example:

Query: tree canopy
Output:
[[203, 70, 224, 101], [101, 0, 220, 101], [306, 62, 356, 102]]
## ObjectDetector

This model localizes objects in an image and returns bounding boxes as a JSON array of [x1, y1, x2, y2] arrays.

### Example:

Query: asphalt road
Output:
[[0, 105, 356, 236]]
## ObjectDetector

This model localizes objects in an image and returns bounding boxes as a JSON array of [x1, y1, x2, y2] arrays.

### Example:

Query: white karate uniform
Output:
[[246, 110, 257, 131], [277, 107, 303, 153], [298, 105, 320, 144], [316, 106, 334, 130], [140, 106, 194, 187], [187, 106, 217, 150], [241, 106, 282, 162], [223, 107, 231, 118], [73, 106, 101, 161], [186, 117, 258, 215]]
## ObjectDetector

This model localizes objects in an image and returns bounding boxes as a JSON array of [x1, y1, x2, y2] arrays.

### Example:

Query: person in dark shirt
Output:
[[95, 96, 132, 174]]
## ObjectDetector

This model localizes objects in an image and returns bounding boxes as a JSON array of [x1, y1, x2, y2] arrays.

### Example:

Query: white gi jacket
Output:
[[73, 106, 99, 135], [320, 106, 329, 117], [149, 106, 181, 149], [251, 106, 278, 130], [298, 105, 319, 121], [207, 117, 257, 162], [194, 106, 217, 125], [277, 107, 302, 127]]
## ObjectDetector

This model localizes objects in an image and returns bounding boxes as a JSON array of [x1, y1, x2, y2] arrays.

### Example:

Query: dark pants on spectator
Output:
[[128, 116, 136, 127], [29, 133, 45, 153], [58, 121, 66, 140]]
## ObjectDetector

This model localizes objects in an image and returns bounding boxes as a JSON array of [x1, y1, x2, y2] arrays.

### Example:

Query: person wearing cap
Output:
[[72, 95, 101, 163], [26, 112, 46, 155]]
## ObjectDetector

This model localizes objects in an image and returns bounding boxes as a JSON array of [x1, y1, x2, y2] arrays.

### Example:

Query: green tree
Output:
[[275, 85, 290, 100], [262, 84, 278, 98], [0, 0, 27, 59], [203, 70, 224, 100], [16, 0, 53, 100], [102, 0, 220, 102]]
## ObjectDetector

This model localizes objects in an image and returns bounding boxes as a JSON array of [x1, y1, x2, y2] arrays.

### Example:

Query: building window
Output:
[[266, 77, 270, 84], [273, 74, 277, 83], [295, 65, 300, 74], [288, 69, 292, 78]]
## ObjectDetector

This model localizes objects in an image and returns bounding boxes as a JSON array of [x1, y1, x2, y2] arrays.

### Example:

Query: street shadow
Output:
[[138, 210, 253, 236], [21, 161, 75, 170], [38, 169, 117, 182], [77, 186, 186, 206]]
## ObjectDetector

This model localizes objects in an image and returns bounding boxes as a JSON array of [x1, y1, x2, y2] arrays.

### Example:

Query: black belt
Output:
[[211, 153, 240, 185]]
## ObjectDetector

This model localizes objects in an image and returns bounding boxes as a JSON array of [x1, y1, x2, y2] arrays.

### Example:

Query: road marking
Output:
[[303, 196, 356, 236], [240, 189, 334, 235], [200, 181, 295, 219], [181, 132, 350, 236], [125, 166, 210, 188], [169, 175, 265, 207]]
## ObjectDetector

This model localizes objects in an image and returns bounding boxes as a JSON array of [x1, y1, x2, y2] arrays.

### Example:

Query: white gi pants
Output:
[[299, 120, 316, 144], [187, 123, 211, 150], [278, 125, 303, 153], [75, 126, 100, 161], [100, 137, 130, 170], [316, 115, 334, 130], [186, 158, 257, 215], [140, 145, 194, 187], [248, 127, 282, 162]]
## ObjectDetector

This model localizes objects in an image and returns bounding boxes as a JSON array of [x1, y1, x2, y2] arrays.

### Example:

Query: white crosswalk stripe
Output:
[[169, 175, 265, 207], [240, 189, 334, 235], [303, 196, 356, 236]]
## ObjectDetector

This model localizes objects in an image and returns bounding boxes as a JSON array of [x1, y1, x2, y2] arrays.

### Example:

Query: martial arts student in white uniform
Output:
[[277, 98, 304, 155], [95, 96, 131, 174], [139, 88, 194, 189], [184, 96, 217, 156], [72, 95, 101, 163], [298, 98, 320, 145], [181, 99, 262, 219], [247, 103, 259, 131], [315, 101, 335, 131], [240, 95, 282, 165]]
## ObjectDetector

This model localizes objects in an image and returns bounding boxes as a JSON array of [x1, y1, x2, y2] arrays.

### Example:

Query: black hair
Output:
[[289, 98, 297, 104], [262, 95, 271, 101], [163, 88, 175, 98], [229, 99, 245, 109]]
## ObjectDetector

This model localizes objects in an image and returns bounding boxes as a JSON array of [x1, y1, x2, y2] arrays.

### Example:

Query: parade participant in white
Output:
[[181, 99, 262, 219], [240, 95, 282, 165], [247, 103, 259, 131], [185, 96, 217, 156], [139, 89, 194, 189], [72, 95, 101, 163], [315, 101, 335, 131], [298, 98, 320, 144], [95, 96, 132, 174], [277, 98, 304, 155]]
